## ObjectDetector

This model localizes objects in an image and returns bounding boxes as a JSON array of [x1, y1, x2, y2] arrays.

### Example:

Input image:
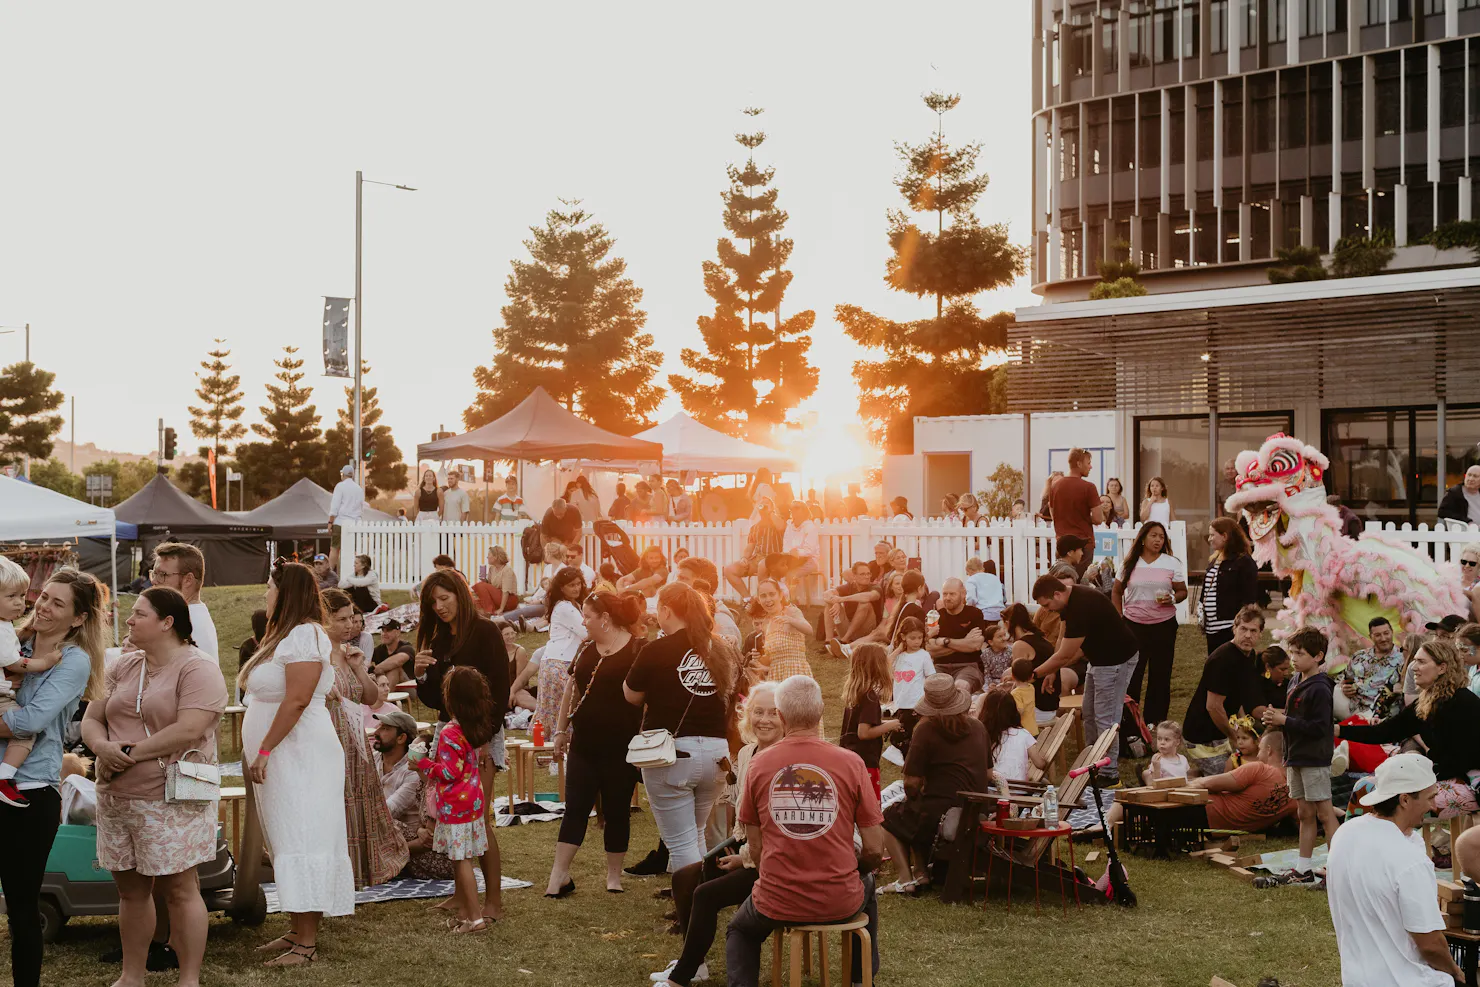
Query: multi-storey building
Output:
[[1031, 0, 1480, 299]]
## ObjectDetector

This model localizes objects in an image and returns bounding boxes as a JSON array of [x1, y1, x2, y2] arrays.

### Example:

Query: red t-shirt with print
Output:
[[739, 735, 884, 924]]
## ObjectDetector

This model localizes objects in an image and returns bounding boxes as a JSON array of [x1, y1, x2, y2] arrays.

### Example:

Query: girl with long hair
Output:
[[1200, 516, 1261, 653], [1340, 639, 1480, 819], [623, 582, 734, 872], [416, 666, 494, 934], [840, 643, 898, 801], [411, 469, 442, 522], [1139, 476, 1174, 524], [3, 569, 106, 986], [977, 688, 1045, 783], [412, 567, 510, 921], [563, 475, 602, 525], [746, 579, 812, 681], [1105, 477, 1130, 523], [321, 588, 407, 889], [532, 567, 588, 734], [547, 591, 646, 897], [1002, 603, 1069, 723], [240, 561, 354, 965], [1112, 520, 1188, 725]]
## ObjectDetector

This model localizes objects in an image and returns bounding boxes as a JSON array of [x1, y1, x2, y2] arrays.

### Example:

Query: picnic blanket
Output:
[[263, 874, 533, 912]]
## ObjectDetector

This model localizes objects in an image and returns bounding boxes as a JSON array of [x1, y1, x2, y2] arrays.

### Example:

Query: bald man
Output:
[[927, 577, 993, 693]]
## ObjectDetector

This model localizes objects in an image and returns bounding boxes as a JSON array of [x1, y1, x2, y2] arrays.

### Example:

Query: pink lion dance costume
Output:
[[1223, 433, 1468, 660]]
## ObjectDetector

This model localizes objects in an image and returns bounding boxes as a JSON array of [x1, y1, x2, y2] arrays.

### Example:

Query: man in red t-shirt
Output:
[[1049, 448, 1105, 576], [729, 675, 884, 986]]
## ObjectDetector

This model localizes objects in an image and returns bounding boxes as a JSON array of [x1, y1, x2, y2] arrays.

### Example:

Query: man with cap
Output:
[[311, 553, 339, 590], [372, 619, 415, 684], [328, 462, 365, 571], [1426, 614, 1467, 637], [371, 710, 424, 834], [1327, 752, 1461, 985]]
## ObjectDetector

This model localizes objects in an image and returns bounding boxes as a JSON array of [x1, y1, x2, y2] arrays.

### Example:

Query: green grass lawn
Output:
[[40, 588, 1344, 986]]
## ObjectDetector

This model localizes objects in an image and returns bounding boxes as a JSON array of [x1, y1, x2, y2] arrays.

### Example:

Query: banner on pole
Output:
[[322, 297, 351, 378]]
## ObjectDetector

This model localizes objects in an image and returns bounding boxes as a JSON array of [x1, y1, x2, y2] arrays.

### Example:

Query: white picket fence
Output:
[[344, 516, 1193, 619], [1363, 520, 1480, 564]]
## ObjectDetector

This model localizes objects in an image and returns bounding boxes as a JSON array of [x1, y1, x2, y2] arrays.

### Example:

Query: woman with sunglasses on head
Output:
[[0, 569, 106, 987], [239, 561, 355, 967], [544, 591, 646, 897]]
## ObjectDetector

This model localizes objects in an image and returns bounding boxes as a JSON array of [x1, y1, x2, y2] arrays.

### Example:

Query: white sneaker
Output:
[[649, 960, 706, 983]]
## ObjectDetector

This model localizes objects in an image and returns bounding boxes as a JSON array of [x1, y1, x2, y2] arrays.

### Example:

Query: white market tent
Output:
[[566, 412, 798, 475], [0, 475, 124, 640]]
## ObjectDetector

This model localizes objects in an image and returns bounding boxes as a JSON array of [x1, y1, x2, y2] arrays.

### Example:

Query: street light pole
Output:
[[353, 171, 363, 483]]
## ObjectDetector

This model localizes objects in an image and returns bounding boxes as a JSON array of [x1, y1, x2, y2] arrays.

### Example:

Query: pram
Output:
[[592, 519, 641, 576]]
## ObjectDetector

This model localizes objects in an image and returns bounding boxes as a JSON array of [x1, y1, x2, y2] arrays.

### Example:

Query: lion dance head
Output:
[[1223, 433, 1330, 563]]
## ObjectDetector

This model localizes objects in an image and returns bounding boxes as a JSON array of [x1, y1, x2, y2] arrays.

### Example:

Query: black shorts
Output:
[[883, 796, 953, 856]]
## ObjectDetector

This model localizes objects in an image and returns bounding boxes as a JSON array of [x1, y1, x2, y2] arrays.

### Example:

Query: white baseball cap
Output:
[[341, 464, 354, 477], [1358, 751, 1438, 806]]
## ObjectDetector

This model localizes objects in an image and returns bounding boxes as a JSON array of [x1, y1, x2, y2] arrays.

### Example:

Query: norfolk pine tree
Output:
[[670, 108, 817, 439], [320, 361, 408, 498], [187, 340, 246, 459], [837, 92, 1024, 454], [0, 361, 66, 467], [465, 203, 663, 435], [233, 345, 324, 502]]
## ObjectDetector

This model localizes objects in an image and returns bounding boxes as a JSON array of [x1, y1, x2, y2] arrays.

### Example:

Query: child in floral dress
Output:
[[415, 666, 492, 934]]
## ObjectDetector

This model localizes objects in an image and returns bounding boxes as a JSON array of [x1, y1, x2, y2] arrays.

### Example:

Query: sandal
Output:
[[255, 935, 302, 953], [263, 943, 317, 966], [452, 918, 490, 935], [877, 879, 917, 895]]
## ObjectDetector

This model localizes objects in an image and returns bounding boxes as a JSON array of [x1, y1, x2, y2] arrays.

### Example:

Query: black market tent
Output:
[[242, 477, 396, 540], [114, 475, 271, 586], [416, 387, 664, 465]]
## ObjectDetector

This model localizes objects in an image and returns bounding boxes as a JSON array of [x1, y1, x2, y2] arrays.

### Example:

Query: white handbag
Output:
[[626, 693, 695, 770], [164, 749, 221, 805]]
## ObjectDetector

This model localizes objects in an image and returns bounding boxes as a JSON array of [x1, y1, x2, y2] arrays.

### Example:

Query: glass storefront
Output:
[[1324, 405, 1480, 527], [1135, 411, 1295, 566]]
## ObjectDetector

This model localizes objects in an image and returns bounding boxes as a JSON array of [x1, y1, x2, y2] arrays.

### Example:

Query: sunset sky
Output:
[[0, 3, 1035, 469]]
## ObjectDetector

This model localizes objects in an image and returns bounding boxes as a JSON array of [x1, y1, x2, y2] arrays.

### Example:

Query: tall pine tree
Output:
[[234, 346, 323, 501], [0, 362, 65, 468], [837, 92, 1025, 454], [319, 361, 407, 498], [671, 108, 817, 440], [465, 203, 663, 434], [187, 339, 246, 459]]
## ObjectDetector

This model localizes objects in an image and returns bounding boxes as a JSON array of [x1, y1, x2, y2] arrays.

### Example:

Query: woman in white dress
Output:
[[239, 561, 355, 967], [1139, 476, 1175, 525]]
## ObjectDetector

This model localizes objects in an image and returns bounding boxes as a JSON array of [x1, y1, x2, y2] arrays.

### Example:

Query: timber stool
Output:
[[769, 912, 872, 987]]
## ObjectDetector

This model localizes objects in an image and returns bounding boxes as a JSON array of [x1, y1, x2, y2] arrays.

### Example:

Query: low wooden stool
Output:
[[505, 740, 529, 809], [385, 691, 410, 710], [514, 742, 565, 803], [770, 912, 872, 987], [222, 706, 246, 753], [218, 786, 248, 860]]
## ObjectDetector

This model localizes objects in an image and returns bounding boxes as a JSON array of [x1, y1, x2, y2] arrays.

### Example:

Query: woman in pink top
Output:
[[415, 666, 492, 934], [1111, 521, 1187, 726]]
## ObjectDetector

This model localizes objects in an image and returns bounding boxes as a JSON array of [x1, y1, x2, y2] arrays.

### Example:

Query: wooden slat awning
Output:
[[1006, 281, 1480, 415]]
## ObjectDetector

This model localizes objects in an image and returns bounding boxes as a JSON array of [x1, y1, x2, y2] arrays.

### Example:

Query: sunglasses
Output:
[[1462, 559, 1478, 568]]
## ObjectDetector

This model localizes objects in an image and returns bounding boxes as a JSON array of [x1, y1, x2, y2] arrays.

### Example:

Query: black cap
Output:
[[380, 618, 402, 630], [1056, 534, 1090, 557], [1425, 614, 1466, 632]]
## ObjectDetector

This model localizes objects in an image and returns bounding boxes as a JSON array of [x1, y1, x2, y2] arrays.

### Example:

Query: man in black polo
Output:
[[928, 577, 990, 693], [1182, 604, 1266, 775], [1032, 574, 1140, 783]]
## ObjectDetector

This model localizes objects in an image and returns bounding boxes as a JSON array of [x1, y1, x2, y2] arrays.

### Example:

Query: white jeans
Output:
[[640, 735, 729, 872]]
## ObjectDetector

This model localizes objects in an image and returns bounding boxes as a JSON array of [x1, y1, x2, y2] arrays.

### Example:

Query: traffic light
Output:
[[163, 427, 177, 461], [360, 426, 375, 460]]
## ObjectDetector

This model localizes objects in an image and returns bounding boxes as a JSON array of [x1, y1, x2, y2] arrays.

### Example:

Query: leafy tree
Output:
[[670, 108, 818, 439], [465, 203, 664, 435], [837, 92, 1025, 454], [187, 339, 246, 459], [1267, 245, 1329, 283], [239, 346, 323, 501], [86, 458, 165, 505], [0, 362, 65, 467], [29, 457, 83, 499], [1331, 230, 1395, 278], [319, 361, 408, 498], [977, 461, 1024, 519]]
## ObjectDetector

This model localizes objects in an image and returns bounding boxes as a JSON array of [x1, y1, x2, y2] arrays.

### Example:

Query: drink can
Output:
[[996, 798, 1011, 821]]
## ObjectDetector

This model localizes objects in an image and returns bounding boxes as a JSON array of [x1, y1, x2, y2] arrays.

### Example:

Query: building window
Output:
[[1196, 84, 1216, 161], [1211, 0, 1229, 52], [1182, 1, 1201, 58], [1224, 78, 1245, 155], [1061, 221, 1082, 278], [1328, 0, 1349, 29], [1154, 0, 1178, 63], [1405, 48, 1429, 137], [1342, 58, 1364, 137], [1375, 52, 1401, 136], [1113, 97, 1137, 172], [1441, 42, 1465, 128], [1066, 10, 1094, 79], [1170, 88, 1187, 165], [1250, 73, 1276, 152], [1140, 94, 1163, 166], [1324, 406, 1480, 528], [1243, 0, 1260, 45], [1128, 2, 1154, 66], [1281, 70, 1309, 150], [1422, 0, 1443, 13], [1268, 0, 1288, 42], [1087, 101, 1110, 176], [1060, 108, 1080, 181], [1102, 11, 1119, 72]]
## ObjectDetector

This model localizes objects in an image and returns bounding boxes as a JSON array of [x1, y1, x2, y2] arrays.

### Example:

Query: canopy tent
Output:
[[416, 387, 664, 465], [565, 412, 797, 475], [242, 477, 396, 540], [114, 475, 271, 586], [0, 475, 129, 640]]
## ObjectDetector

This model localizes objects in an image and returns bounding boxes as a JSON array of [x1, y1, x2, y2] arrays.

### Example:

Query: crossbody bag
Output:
[[136, 658, 221, 805], [626, 691, 697, 770]]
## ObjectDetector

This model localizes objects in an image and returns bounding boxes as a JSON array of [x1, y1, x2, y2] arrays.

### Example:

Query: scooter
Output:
[[1069, 755, 1137, 907]]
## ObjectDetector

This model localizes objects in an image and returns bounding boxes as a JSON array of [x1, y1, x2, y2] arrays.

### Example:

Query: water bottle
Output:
[[1464, 878, 1480, 933], [1043, 784, 1059, 822], [532, 721, 545, 747]]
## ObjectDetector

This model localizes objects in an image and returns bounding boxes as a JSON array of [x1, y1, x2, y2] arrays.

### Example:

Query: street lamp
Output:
[[0, 325, 28, 362], [352, 173, 417, 481]]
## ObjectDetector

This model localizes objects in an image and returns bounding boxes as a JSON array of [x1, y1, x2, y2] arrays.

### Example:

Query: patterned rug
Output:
[[263, 874, 534, 912]]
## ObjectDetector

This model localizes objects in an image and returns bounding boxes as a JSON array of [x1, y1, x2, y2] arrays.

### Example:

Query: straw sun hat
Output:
[[913, 672, 970, 717]]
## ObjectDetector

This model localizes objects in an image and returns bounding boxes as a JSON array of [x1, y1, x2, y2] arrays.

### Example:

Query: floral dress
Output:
[[981, 644, 1014, 685], [329, 660, 409, 888], [418, 720, 488, 861]]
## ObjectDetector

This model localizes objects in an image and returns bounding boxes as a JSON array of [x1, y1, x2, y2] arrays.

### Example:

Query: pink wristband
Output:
[[257, 748, 272, 758]]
